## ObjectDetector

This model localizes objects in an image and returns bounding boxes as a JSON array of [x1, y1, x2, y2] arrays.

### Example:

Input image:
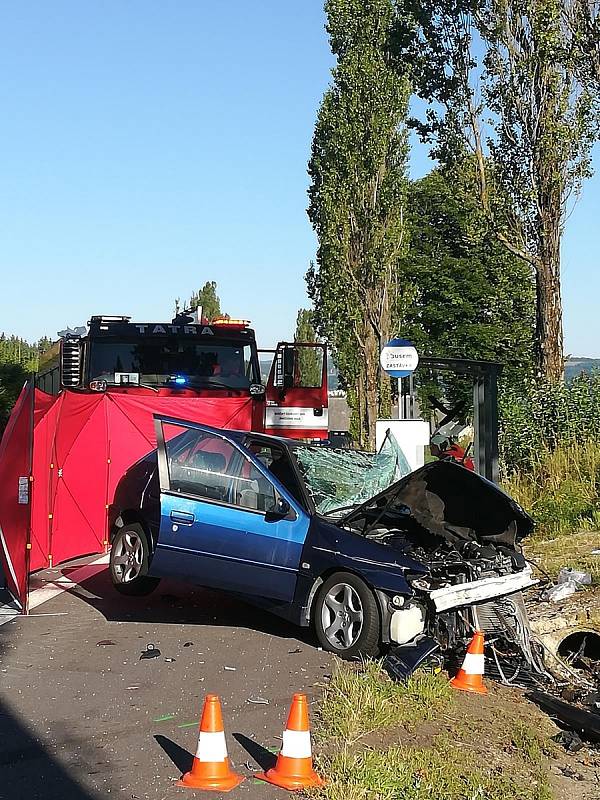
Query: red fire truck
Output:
[[0, 310, 329, 610], [36, 311, 329, 441]]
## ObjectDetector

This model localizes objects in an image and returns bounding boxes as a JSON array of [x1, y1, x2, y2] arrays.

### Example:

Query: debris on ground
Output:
[[540, 567, 592, 602], [557, 568, 592, 586], [558, 764, 585, 780], [96, 639, 116, 646], [582, 691, 600, 709], [224, 665, 236, 671], [542, 582, 578, 603], [183, 641, 193, 647], [528, 690, 600, 743], [139, 643, 161, 660], [553, 730, 585, 752], [246, 696, 269, 705]]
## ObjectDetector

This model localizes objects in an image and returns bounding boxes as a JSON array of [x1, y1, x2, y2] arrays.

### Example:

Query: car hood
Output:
[[337, 460, 534, 548]]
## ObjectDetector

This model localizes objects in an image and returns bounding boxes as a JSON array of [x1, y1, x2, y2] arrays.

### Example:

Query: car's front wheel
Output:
[[314, 572, 380, 659], [110, 523, 160, 596]]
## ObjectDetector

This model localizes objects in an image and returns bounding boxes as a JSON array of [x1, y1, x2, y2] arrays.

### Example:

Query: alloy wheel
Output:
[[112, 530, 144, 583], [321, 582, 364, 650]]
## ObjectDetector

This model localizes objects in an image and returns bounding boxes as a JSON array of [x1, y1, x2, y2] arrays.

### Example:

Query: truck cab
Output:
[[36, 313, 329, 441]]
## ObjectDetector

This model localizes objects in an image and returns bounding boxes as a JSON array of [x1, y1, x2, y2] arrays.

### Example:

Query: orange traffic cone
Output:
[[256, 693, 324, 791], [177, 694, 245, 792], [450, 630, 488, 694]]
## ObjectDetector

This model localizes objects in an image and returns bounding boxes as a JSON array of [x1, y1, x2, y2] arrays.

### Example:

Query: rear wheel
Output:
[[110, 523, 160, 596], [314, 572, 380, 659]]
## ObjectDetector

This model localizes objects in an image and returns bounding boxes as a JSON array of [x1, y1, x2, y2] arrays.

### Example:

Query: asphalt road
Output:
[[0, 559, 336, 800]]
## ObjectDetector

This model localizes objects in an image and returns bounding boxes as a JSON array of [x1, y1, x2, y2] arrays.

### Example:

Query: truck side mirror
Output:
[[282, 346, 295, 389], [60, 338, 83, 389]]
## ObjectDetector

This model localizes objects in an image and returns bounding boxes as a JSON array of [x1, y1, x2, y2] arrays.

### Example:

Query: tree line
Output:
[[0, 334, 52, 430], [307, 0, 600, 449]]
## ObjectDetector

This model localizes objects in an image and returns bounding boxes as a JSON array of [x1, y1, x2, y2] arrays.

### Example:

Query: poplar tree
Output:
[[293, 309, 322, 389], [188, 281, 223, 321], [308, 0, 410, 448], [394, 0, 600, 382]]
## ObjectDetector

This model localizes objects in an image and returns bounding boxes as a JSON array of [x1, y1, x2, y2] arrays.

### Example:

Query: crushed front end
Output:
[[337, 460, 546, 682]]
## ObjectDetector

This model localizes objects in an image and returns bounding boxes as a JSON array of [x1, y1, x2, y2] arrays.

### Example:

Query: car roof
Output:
[[228, 429, 303, 448]]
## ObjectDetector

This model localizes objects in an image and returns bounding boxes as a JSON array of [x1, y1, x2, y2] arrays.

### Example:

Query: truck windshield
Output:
[[88, 339, 258, 390]]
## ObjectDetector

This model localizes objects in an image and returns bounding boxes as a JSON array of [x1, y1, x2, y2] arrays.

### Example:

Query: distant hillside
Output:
[[260, 355, 597, 386], [565, 357, 600, 381]]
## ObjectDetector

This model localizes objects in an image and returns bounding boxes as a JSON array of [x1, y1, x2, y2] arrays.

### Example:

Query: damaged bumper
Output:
[[390, 567, 538, 645], [387, 567, 537, 647], [427, 567, 537, 612]]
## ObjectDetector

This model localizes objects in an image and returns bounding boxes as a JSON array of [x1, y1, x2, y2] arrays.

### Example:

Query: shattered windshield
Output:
[[294, 432, 411, 515]]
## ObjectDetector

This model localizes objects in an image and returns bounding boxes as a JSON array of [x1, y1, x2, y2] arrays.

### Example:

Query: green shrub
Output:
[[499, 372, 600, 474], [503, 439, 600, 540]]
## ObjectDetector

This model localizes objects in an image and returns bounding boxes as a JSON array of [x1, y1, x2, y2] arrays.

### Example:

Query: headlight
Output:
[[410, 577, 433, 591]]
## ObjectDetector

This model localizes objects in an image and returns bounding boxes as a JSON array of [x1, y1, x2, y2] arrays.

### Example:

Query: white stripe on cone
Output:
[[280, 729, 312, 759], [196, 730, 228, 762], [462, 652, 485, 675]]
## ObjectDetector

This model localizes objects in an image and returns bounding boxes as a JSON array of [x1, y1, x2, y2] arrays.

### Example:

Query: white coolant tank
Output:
[[389, 604, 426, 645]]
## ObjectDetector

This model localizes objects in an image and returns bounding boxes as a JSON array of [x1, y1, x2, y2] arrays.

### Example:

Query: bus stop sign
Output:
[[380, 338, 419, 378]]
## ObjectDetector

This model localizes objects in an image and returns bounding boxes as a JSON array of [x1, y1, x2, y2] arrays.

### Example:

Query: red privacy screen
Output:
[[0, 387, 253, 610]]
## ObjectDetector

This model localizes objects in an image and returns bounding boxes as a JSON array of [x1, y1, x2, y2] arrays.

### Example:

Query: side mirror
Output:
[[60, 338, 83, 389], [249, 383, 266, 397], [265, 496, 291, 522]]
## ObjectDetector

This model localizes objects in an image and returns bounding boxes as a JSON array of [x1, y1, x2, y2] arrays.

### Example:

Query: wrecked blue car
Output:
[[108, 415, 536, 668]]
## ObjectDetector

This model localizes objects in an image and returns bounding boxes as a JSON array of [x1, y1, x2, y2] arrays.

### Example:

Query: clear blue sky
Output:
[[0, 2, 598, 355]]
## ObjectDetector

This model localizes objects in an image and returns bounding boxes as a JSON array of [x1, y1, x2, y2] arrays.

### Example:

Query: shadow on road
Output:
[[154, 734, 193, 775], [0, 697, 114, 800], [64, 567, 316, 646], [233, 732, 277, 771]]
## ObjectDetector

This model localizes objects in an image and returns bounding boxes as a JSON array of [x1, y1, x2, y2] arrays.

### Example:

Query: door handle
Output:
[[170, 510, 195, 525]]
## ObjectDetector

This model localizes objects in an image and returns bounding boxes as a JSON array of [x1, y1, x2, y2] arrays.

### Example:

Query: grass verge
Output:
[[503, 440, 600, 542], [317, 659, 451, 744], [313, 662, 554, 800], [526, 530, 600, 585]]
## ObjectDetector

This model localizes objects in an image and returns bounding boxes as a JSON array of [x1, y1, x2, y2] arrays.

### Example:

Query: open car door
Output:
[[264, 342, 328, 441], [150, 416, 309, 601]]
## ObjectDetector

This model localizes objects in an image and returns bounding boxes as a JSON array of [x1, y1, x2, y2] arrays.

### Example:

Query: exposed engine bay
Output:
[[339, 461, 546, 680]]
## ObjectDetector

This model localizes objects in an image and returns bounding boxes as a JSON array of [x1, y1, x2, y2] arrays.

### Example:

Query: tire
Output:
[[314, 572, 380, 659], [110, 523, 161, 596]]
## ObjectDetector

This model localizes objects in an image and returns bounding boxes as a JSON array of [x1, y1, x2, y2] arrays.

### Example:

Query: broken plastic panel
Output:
[[558, 568, 592, 586], [294, 431, 411, 515], [542, 581, 578, 603]]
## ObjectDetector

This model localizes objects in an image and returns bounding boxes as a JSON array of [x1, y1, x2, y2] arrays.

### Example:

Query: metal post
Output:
[[418, 357, 503, 484], [485, 367, 500, 484], [408, 373, 415, 419], [472, 367, 500, 483], [473, 375, 484, 479]]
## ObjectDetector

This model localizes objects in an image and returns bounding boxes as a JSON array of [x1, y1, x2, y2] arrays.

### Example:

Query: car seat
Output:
[[237, 480, 260, 510]]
